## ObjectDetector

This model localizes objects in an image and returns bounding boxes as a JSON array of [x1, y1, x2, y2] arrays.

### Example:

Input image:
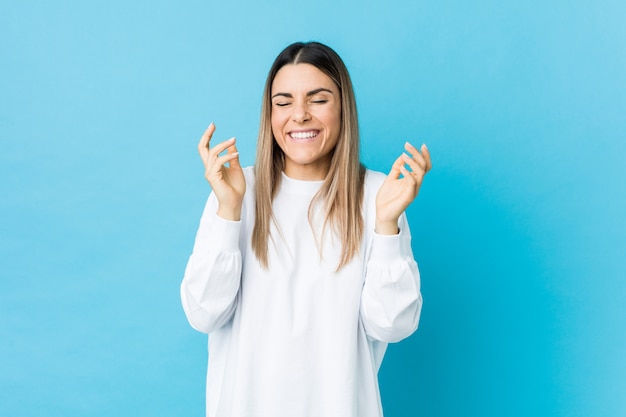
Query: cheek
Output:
[[270, 115, 282, 138], [271, 107, 290, 124], [325, 108, 342, 133]]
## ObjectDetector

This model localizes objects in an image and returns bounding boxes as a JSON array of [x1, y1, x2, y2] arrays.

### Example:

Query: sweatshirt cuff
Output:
[[210, 213, 242, 252], [370, 230, 403, 262]]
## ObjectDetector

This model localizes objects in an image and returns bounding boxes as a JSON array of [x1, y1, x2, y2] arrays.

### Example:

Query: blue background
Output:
[[1, 0, 625, 416]]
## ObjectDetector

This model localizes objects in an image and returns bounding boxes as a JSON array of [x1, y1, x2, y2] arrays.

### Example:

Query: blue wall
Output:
[[1, 1, 624, 416]]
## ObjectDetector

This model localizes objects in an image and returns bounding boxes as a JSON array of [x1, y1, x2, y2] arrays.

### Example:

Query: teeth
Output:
[[290, 131, 318, 139]]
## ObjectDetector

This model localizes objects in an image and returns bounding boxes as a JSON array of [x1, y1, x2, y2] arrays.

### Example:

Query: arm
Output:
[[360, 213, 422, 343], [180, 123, 246, 333], [360, 142, 431, 342], [180, 193, 243, 334]]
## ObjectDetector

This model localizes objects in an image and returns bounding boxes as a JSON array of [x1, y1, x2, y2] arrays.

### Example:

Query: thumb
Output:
[[387, 154, 404, 180], [228, 142, 242, 168]]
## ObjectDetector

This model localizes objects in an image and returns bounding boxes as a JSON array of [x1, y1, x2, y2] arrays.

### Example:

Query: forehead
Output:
[[271, 63, 338, 93]]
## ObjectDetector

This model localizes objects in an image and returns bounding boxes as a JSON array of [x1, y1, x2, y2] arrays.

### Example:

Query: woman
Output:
[[181, 41, 432, 417]]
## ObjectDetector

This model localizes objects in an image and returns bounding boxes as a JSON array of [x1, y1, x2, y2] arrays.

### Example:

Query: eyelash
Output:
[[274, 100, 328, 107]]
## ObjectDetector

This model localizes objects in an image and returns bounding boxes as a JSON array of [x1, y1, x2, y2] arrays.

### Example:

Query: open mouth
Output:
[[289, 130, 320, 140]]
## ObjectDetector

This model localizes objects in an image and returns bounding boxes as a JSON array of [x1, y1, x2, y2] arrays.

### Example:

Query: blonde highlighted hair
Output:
[[252, 42, 365, 270]]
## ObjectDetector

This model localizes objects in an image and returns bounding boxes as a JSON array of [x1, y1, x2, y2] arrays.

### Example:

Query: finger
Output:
[[387, 154, 405, 180], [404, 142, 428, 169], [421, 144, 432, 172], [208, 137, 236, 158], [204, 138, 236, 172], [203, 137, 236, 173], [401, 152, 427, 176], [211, 151, 241, 171], [227, 143, 242, 168], [198, 123, 216, 156], [399, 165, 417, 184]]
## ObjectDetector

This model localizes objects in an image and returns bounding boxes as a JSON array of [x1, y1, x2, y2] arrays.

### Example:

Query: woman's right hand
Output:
[[198, 123, 246, 221]]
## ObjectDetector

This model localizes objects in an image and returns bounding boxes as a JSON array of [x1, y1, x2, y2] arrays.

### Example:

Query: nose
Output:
[[292, 101, 311, 123]]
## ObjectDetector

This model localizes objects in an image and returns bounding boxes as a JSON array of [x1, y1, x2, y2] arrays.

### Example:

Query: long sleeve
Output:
[[360, 213, 422, 343], [185, 168, 421, 417], [180, 193, 243, 334]]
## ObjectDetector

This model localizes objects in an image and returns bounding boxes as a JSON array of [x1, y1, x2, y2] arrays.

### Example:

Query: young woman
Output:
[[181, 41, 432, 417]]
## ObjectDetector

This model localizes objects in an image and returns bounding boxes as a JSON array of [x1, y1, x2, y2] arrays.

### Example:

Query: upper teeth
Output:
[[291, 131, 317, 139]]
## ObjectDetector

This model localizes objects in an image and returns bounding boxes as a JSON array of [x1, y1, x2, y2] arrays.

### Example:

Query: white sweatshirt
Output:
[[181, 167, 422, 417]]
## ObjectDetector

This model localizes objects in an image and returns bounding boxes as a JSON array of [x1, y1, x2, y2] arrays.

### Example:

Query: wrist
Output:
[[216, 204, 242, 221], [375, 219, 399, 235]]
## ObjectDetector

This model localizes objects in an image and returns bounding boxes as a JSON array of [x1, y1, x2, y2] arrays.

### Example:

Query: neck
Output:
[[283, 159, 330, 181]]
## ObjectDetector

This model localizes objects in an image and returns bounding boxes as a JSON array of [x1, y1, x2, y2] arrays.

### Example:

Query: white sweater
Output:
[[181, 167, 422, 417]]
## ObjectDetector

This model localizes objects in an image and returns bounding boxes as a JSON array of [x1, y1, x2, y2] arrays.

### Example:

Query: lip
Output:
[[288, 129, 321, 141]]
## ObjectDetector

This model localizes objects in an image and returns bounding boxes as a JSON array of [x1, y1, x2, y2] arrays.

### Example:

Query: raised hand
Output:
[[198, 123, 246, 221], [375, 142, 432, 234]]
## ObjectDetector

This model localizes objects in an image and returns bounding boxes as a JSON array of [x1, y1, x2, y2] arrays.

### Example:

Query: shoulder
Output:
[[239, 166, 256, 216], [242, 165, 255, 179], [364, 168, 386, 190], [242, 166, 256, 189], [362, 169, 385, 223], [362, 169, 386, 209]]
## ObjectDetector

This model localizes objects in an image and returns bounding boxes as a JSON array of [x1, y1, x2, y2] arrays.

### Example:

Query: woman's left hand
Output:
[[375, 142, 432, 234]]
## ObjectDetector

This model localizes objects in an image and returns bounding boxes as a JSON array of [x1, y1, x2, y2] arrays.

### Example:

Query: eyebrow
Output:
[[271, 88, 334, 100]]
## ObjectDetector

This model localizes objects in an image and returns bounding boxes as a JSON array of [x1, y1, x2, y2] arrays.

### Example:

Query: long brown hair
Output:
[[252, 42, 365, 270]]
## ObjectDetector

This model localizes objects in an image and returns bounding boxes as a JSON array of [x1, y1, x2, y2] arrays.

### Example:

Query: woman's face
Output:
[[270, 63, 341, 180]]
